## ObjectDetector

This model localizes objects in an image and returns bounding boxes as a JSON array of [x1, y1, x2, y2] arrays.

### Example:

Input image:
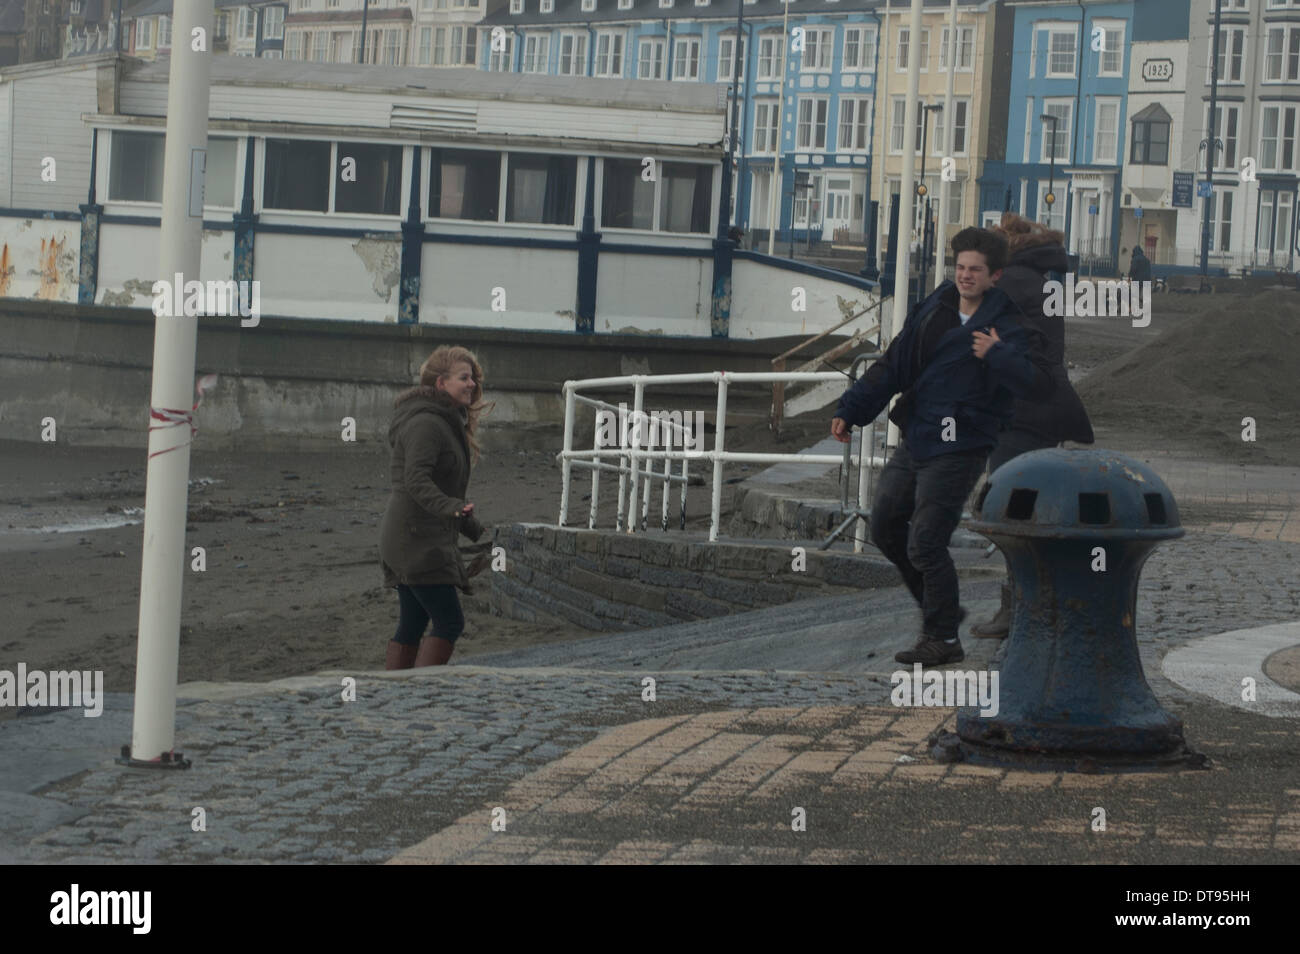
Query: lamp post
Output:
[[1201, 0, 1224, 291], [1040, 113, 1059, 228], [916, 102, 942, 297], [358, 0, 370, 63]]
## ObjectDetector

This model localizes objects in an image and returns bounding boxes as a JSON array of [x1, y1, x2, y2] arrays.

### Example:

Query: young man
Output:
[[831, 228, 1054, 666]]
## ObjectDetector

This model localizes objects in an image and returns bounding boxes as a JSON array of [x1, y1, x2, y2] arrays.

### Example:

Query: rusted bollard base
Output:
[[928, 730, 1209, 774]]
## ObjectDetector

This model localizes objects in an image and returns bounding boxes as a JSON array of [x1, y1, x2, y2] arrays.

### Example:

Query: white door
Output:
[[823, 177, 851, 240]]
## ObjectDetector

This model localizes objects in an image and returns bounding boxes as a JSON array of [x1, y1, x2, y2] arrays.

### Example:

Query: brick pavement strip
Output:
[[388, 699, 1300, 864]]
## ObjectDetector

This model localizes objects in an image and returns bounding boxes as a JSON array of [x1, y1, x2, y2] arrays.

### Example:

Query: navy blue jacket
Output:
[[834, 281, 1055, 461]]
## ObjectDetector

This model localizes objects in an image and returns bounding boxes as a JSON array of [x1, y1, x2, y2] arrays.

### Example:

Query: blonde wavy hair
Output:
[[418, 345, 493, 462]]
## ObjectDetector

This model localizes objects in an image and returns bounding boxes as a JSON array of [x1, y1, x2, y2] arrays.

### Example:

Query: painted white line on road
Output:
[[1162, 621, 1300, 719]]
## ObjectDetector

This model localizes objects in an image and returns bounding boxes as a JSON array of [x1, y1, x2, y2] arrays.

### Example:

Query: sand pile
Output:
[[1076, 290, 1300, 464]]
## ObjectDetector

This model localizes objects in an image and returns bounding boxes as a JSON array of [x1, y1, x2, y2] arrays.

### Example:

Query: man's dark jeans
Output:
[[869, 442, 988, 639]]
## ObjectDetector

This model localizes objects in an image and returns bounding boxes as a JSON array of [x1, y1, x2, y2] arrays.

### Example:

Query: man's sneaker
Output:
[[895, 637, 965, 666]]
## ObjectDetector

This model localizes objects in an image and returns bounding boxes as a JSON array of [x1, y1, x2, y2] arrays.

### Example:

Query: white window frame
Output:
[[1207, 187, 1235, 253], [510, 0, 523, 12], [1045, 25, 1077, 78], [753, 99, 779, 154], [419, 25, 432, 65], [1095, 21, 1123, 77], [594, 30, 624, 77], [557, 31, 587, 76], [938, 25, 973, 71], [582, 0, 596, 10], [1037, 182, 1066, 232], [931, 98, 969, 156], [795, 96, 829, 151], [638, 37, 665, 79], [488, 31, 514, 71], [540, 0, 553, 11], [837, 96, 872, 153], [801, 26, 833, 72], [717, 33, 746, 83], [672, 35, 701, 80], [1259, 104, 1297, 173], [1093, 97, 1120, 164], [896, 26, 929, 72], [1040, 98, 1073, 161], [1208, 25, 1245, 83], [841, 26, 875, 72], [158, 15, 171, 48], [137, 17, 153, 50], [264, 7, 285, 41], [1263, 26, 1300, 83], [756, 32, 784, 79], [521, 32, 549, 73], [1205, 103, 1240, 171]]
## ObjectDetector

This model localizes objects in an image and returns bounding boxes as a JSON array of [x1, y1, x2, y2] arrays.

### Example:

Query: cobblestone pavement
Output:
[[1, 668, 882, 864], [3, 506, 1297, 864]]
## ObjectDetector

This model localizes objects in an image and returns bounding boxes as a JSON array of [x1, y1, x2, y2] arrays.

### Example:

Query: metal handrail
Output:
[[557, 370, 888, 543]]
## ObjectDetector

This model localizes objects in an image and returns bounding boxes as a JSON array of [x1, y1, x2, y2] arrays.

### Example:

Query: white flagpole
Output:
[[935, 0, 958, 284], [885, 0, 924, 450], [766, 0, 791, 255], [127, 0, 215, 766]]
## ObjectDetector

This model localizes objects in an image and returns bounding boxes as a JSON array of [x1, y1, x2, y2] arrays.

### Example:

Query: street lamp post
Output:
[[358, 0, 370, 64], [916, 103, 942, 297], [1201, 0, 1224, 291], [1040, 113, 1059, 228]]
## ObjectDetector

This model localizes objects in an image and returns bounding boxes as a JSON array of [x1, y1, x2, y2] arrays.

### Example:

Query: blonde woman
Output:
[[379, 346, 489, 668]]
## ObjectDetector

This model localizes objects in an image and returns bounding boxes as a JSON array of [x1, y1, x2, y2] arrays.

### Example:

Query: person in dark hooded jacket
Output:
[[968, 212, 1094, 638], [832, 227, 1055, 667], [379, 346, 489, 669]]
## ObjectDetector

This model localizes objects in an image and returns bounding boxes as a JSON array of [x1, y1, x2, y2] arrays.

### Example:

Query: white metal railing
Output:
[[556, 370, 888, 546]]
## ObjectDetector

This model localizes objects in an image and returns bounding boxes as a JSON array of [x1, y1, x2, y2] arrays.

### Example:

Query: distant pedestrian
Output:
[[831, 227, 1055, 666], [378, 346, 490, 669], [1129, 245, 1152, 283], [969, 213, 1094, 638]]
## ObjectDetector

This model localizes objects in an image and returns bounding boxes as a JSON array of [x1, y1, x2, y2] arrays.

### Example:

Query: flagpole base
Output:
[[116, 744, 192, 769]]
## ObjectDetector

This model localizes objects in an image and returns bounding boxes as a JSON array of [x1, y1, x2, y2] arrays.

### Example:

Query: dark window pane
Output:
[[109, 131, 165, 202], [658, 161, 712, 233], [506, 153, 577, 225], [263, 138, 330, 212], [601, 157, 654, 229], [429, 148, 500, 220], [335, 141, 403, 215]]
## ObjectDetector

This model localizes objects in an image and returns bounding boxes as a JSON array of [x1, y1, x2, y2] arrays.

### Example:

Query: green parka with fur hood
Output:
[[378, 385, 485, 591]]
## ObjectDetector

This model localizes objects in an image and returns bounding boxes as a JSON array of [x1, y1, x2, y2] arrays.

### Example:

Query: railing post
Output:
[[589, 412, 602, 530], [625, 379, 645, 533], [558, 383, 576, 526], [770, 356, 786, 433], [709, 373, 728, 542]]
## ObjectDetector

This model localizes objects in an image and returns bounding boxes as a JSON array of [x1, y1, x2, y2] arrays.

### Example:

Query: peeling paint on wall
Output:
[[0, 245, 13, 296], [34, 237, 75, 300], [100, 278, 155, 308], [352, 238, 400, 302]]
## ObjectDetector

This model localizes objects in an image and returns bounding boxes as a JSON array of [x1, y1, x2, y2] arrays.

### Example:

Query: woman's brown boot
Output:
[[414, 635, 455, 666], [970, 583, 1012, 638], [386, 641, 418, 670]]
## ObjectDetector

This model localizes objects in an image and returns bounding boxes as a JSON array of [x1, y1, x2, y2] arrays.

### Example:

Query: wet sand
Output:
[[1, 289, 1289, 695]]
